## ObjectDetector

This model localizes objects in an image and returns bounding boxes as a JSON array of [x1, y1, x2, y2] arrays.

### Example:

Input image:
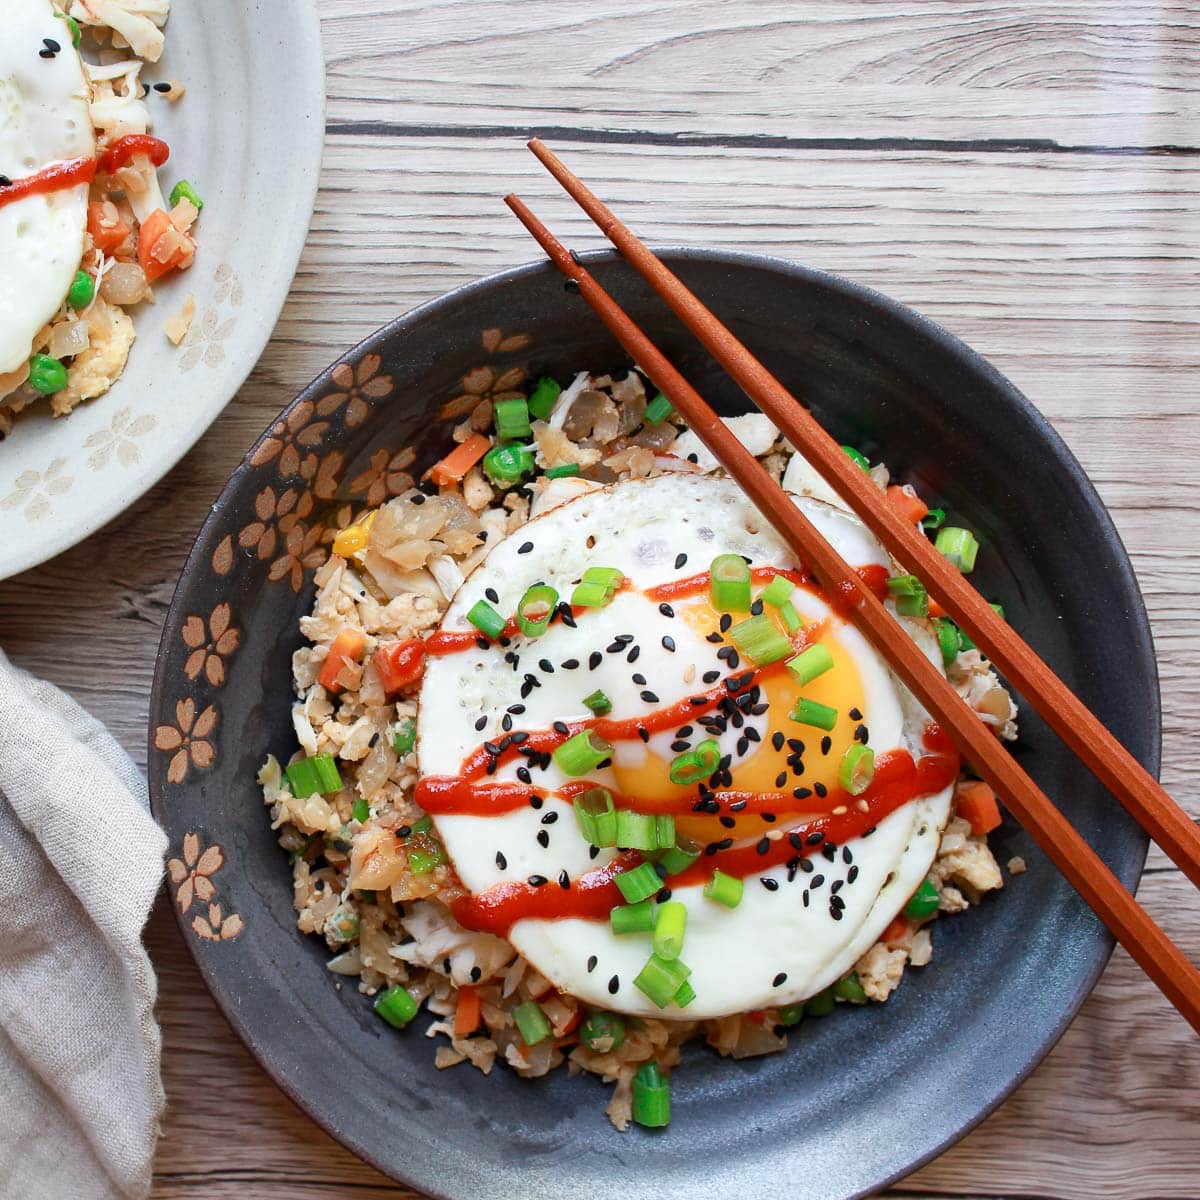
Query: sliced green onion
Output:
[[28, 354, 67, 395], [652, 900, 687, 961], [657, 835, 701, 876], [352, 797, 370, 823], [990, 601, 1006, 620], [573, 787, 617, 846], [673, 979, 696, 1009], [958, 625, 976, 651], [466, 598, 505, 639], [409, 816, 433, 837], [631, 1062, 671, 1127], [527, 376, 562, 420], [777, 600, 803, 633], [842, 445, 870, 471], [632, 953, 691, 1009], [582, 566, 624, 591], [493, 397, 531, 440], [805, 987, 836, 1017], [668, 738, 721, 786], [759, 575, 794, 607], [286, 753, 342, 798], [570, 580, 612, 608], [776, 1003, 805, 1026], [903, 878, 940, 920], [392, 718, 416, 755], [935, 526, 980, 574], [611, 900, 656, 935], [57, 11, 81, 47], [703, 869, 743, 909], [786, 643, 833, 686], [169, 179, 204, 212], [838, 744, 875, 795], [512, 1000, 553, 1045], [580, 1011, 626, 1052], [553, 729, 612, 777], [616, 809, 658, 852], [482, 443, 534, 486], [886, 574, 929, 618], [709, 553, 752, 612], [643, 391, 672, 425], [516, 583, 558, 638], [408, 839, 447, 874], [654, 814, 676, 850], [544, 463, 579, 479], [922, 507, 946, 530], [728, 614, 792, 665], [933, 617, 962, 665], [790, 698, 838, 731], [67, 270, 95, 311], [834, 973, 868, 1004], [374, 985, 419, 1028], [616, 862, 664, 904], [582, 688, 612, 716]]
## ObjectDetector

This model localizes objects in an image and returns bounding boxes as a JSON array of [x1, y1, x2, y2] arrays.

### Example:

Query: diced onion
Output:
[[49, 319, 90, 360], [100, 261, 151, 306]]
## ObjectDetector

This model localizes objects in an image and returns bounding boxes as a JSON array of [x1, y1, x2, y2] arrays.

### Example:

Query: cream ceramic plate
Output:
[[0, 0, 325, 581]]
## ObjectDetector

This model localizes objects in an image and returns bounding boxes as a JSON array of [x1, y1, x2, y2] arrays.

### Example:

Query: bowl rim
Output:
[[151, 245, 1159, 1198]]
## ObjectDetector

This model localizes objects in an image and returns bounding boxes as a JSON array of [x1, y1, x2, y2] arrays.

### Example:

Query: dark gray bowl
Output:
[[149, 248, 1157, 1200]]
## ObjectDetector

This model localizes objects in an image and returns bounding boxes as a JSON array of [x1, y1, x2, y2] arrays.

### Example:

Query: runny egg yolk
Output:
[[609, 592, 869, 844]]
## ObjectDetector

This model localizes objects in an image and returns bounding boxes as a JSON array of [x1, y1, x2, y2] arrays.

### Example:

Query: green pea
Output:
[[28, 354, 68, 395], [833, 972, 868, 1004], [169, 179, 204, 212], [903, 879, 941, 921], [804, 986, 836, 1017], [67, 270, 95, 311]]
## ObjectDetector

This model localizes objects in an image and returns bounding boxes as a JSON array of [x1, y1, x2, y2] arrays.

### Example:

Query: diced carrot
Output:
[[454, 986, 481, 1038], [374, 638, 427, 693], [136, 207, 194, 282], [428, 434, 491, 487], [881, 915, 912, 946], [88, 200, 130, 255], [956, 780, 1003, 835], [928, 598, 947, 618], [886, 483, 929, 524], [318, 628, 369, 693]]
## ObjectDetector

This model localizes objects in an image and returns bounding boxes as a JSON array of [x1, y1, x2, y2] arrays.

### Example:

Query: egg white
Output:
[[0, 0, 95, 373], [418, 472, 953, 1018]]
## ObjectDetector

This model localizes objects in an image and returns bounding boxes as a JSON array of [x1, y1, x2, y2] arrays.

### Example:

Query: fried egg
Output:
[[418, 472, 954, 1018], [0, 0, 95, 374]]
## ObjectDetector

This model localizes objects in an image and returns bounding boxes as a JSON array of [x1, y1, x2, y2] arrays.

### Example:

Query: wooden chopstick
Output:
[[526, 138, 1200, 896], [504, 190, 1200, 1034]]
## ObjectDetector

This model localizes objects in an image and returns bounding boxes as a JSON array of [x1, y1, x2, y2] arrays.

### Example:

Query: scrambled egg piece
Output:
[[52, 298, 135, 416]]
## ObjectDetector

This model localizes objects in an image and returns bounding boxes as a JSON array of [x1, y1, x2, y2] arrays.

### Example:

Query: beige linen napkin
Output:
[[0, 648, 166, 1200]]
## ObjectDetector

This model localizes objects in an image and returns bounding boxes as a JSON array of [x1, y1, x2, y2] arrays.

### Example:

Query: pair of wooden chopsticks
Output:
[[505, 140, 1200, 1034]]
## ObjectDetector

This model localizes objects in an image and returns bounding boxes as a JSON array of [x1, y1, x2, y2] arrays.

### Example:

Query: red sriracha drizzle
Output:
[[99, 134, 170, 174], [412, 562, 959, 938], [0, 157, 96, 213]]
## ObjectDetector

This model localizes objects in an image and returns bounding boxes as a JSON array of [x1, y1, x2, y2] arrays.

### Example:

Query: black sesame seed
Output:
[[541, 812, 558, 825], [793, 787, 812, 800], [410, 493, 427, 505], [562, 658, 579, 669], [674, 553, 687, 569], [589, 651, 603, 670], [659, 603, 675, 617], [398, 825, 412, 838], [843, 847, 853, 864], [706, 632, 724, 644], [518, 541, 534, 554], [474, 716, 488, 731], [686, 453, 699, 464], [830, 908, 843, 921], [772, 971, 787, 987], [728, 799, 747, 812], [772, 732, 786, 751], [801, 858, 814, 873], [496, 851, 507, 870], [485, 758, 498, 775], [552, 720, 570, 736], [470, 966, 482, 982], [0, 176, 10, 188], [719, 815, 736, 829], [475, 637, 489, 651], [530, 795, 544, 810], [483, 740, 500, 755], [807, 831, 824, 845], [811, 874, 825, 888], [39, 47, 56, 59], [855, 724, 870, 744], [719, 613, 732, 632], [640, 690, 659, 704], [45, 37, 63, 51], [774, 771, 788, 788], [558, 869, 571, 889], [443, 957, 451, 974], [822, 844, 837, 862], [847, 865, 860, 883], [564, 278, 581, 294], [616, 634, 635, 645], [750, 599, 764, 616], [831, 879, 843, 895], [528, 874, 547, 887], [587, 955, 598, 973], [511, 730, 529, 744], [788, 832, 804, 850], [589, 844, 600, 859], [763, 813, 776, 823], [154, 80, 173, 93], [633, 673, 648, 686], [627, 645, 641, 663], [539, 658, 555, 673], [516, 766, 532, 784], [849, 707, 863, 721], [756, 837, 771, 856], [637, 726, 650, 743], [821, 735, 832, 755], [661, 635, 676, 652], [762, 878, 780, 892], [802, 890, 810, 907], [606, 640, 623, 654], [702, 670, 721, 684], [536, 830, 550, 848], [689, 696, 708, 706], [671, 739, 690, 752], [814, 782, 828, 798]]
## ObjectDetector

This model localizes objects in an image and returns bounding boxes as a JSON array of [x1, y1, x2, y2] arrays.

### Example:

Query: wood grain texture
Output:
[[0, 1, 1197, 1196]]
